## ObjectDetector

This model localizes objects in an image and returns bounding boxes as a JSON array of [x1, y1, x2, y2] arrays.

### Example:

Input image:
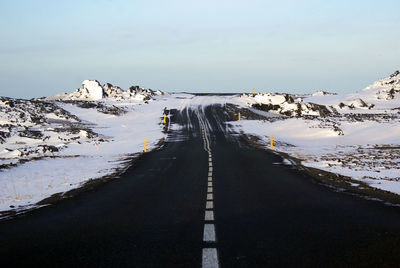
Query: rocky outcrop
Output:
[[82, 80, 105, 100], [363, 70, 400, 100], [311, 91, 337, 96], [46, 80, 163, 101], [338, 98, 375, 110], [248, 93, 335, 117]]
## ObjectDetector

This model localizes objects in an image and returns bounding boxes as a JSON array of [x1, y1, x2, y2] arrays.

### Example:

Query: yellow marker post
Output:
[[163, 114, 166, 124], [238, 112, 241, 121], [203, 88, 205, 94], [270, 136, 273, 150], [144, 137, 147, 152], [96, 142, 99, 151], [253, 88, 255, 95]]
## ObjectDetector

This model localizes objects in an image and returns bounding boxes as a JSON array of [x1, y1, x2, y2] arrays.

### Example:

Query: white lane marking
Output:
[[202, 248, 219, 268], [203, 224, 216, 242], [205, 210, 214, 221], [198, 110, 220, 268], [197, 110, 211, 151]]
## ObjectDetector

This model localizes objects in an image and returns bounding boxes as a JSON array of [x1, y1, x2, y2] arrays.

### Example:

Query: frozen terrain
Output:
[[0, 80, 192, 214], [231, 71, 400, 195], [1, 71, 400, 214]]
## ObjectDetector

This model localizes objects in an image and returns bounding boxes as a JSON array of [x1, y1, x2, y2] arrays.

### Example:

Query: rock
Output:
[[306, 103, 332, 117], [284, 94, 294, 104], [390, 70, 400, 78], [103, 83, 113, 91], [252, 103, 281, 112], [82, 80, 105, 100], [46, 81, 159, 101], [348, 98, 368, 108], [129, 86, 140, 93], [363, 70, 400, 100], [311, 91, 337, 96]]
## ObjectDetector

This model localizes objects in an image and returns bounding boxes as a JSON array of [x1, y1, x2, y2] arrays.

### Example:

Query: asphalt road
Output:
[[1, 103, 400, 267]]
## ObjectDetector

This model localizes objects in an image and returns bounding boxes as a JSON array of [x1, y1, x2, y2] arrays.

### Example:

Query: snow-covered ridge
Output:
[[241, 92, 339, 117], [0, 96, 99, 166], [0, 79, 168, 174], [363, 70, 400, 100], [311, 91, 337, 97], [0, 83, 175, 213], [46, 80, 163, 101], [232, 70, 400, 196], [240, 71, 400, 118]]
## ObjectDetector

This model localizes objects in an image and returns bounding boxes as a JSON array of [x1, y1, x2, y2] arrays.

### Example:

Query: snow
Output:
[[363, 70, 400, 100], [253, 93, 286, 104], [304, 71, 400, 111], [82, 80, 105, 100], [233, 116, 400, 192], [1, 71, 400, 213], [347, 98, 368, 109], [0, 156, 116, 210], [231, 71, 400, 195], [0, 90, 201, 213]]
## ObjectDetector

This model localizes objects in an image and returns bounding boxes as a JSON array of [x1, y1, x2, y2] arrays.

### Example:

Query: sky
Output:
[[0, 0, 399, 98]]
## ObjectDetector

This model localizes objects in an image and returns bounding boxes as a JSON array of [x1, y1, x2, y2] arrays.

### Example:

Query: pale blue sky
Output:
[[0, 0, 399, 98]]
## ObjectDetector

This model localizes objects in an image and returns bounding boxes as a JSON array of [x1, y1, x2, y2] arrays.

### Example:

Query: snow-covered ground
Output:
[[231, 71, 400, 194], [0, 80, 195, 213], [1, 71, 400, 214]]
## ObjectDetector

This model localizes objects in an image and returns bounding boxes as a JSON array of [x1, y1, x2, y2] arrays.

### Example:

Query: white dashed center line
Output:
[[203, 224, 216, 242], [205, 210, 214, 221], [198, 110, 219, 268], [202, 248, 219, 268]]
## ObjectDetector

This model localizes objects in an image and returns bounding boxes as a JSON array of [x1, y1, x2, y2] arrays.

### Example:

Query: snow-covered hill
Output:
[[233, 71, 400, 196], [0, 80, 175, 214], [364, 70, 400, 100], [46, 80, 162, 101]]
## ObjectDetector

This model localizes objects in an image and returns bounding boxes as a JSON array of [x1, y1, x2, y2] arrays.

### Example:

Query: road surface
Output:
[[1, 103, 400, 267]]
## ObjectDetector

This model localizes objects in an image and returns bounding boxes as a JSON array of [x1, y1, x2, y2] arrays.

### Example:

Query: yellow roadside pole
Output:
[[164, 114, 166, 124], [144, 137, 147, 152], [270, 136, 273, 150], [238, 112, 241, 121]]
